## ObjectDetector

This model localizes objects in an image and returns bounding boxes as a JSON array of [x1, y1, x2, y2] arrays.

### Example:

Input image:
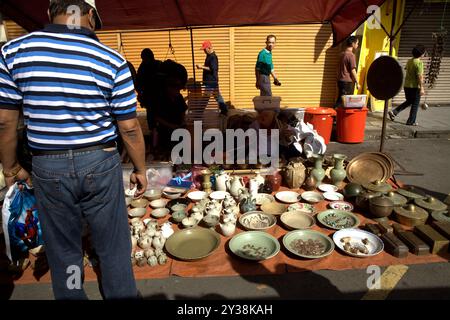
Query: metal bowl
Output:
[[369, 196, 394, 218]]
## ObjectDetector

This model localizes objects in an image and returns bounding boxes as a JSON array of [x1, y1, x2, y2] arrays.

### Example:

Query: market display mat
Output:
[[3, 187, 449, 286]]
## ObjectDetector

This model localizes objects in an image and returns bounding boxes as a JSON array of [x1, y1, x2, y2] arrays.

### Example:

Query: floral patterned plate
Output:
[[288, 203, 316, 215], [328, 201, 354, 212]]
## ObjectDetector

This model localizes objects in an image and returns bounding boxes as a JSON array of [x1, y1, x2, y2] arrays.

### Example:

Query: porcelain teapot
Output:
[[215, 171, 230, 192], [240, 194, 257, 213], [227, 176, 245, 198]]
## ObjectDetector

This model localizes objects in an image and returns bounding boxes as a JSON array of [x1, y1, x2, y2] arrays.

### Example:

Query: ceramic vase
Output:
[[330, 154, 347, 188], [310, 155, 325, 187]]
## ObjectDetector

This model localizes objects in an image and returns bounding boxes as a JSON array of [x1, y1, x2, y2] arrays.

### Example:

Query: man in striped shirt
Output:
[[0, 0, 146, 299]]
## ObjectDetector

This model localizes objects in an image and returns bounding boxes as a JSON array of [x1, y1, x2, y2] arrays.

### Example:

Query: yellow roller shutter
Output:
[[117, 28, 230, 103], [4, 20, 27, 40], [234, 25, 339, 109]]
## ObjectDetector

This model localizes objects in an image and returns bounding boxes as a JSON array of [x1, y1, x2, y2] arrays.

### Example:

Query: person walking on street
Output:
[[255, 35, 281, 96], [334, 36, 360, 108], [0, 0, 147, 300], [389, 45, 426, 126], [196, 40, 228, 115]]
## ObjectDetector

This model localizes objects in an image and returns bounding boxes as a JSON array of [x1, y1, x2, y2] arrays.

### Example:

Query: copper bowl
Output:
[[369, 196, 394, 218]]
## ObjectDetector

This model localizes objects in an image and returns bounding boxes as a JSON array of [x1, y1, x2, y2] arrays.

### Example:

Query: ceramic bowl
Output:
[[239, 211, 277, 231], [128, 207, 147, 218], [181, 217, 198, 228], [260, 202, 287, 216], [333, 228, 384, 258], [283, 230, 335, 259], [163, 186, 188, 195], [254, 193, 275, 206], [229, 231, 280, 261], [323, 191, 344, 201], [287, 203, 316, 215], [187, 191, 208, 202], [275, 191, 300, 204], [171, 211, 186, 223], [143, 189, 162, 201], [328, 201, 354, 212], [280, 211, 315, 230], [318, 184, 339, 193], [171, 204, 187, 212], [166, 198, 190, 208], [149, 199, 167, 209], [301, 191, 324, 204], [209, 191, 230, 201], [317, 210, 360, 230], [162, 191, 182, 200], [130, 198, 149, 208], [151, 208, 169, 219]]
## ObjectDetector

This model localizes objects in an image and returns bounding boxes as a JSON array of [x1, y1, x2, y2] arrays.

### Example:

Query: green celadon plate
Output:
[[229, 231, 280, 261]]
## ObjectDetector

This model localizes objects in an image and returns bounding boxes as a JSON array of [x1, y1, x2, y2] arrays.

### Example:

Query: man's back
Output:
[[0, 24, 136, 150], [203, 52, 219, 84], [337, 51, 356, 82]]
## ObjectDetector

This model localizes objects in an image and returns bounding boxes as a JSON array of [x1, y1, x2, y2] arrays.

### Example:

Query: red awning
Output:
[[0, 0, 386, 46]]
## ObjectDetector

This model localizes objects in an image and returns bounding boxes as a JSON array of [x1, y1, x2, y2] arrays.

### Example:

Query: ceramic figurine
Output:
[[144, 248, 155, 258], [144, 228, 156, 238], [154, 248, 164, 257], [152, 236, 164, 250], [147, 255, 158, 267], [310, 154, 325, 187], [158, 254, 168, 265], [254, 171, 265, 186], [219, 220, 236, 237], [138, 236, 152, 250], [330, 154, 347, 188], [191, 210, 204, 222], [147, 219, 159, 230], [215, 171, 230, 192], [137, 257, 147, 267], [134, 250, 144, 260]]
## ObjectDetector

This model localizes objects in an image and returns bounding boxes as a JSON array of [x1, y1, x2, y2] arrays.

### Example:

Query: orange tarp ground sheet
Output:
[[3, 187, 450, 286]]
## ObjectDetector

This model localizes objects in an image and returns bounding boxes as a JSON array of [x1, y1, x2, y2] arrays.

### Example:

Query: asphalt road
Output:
[[2, 138, 450, 300]]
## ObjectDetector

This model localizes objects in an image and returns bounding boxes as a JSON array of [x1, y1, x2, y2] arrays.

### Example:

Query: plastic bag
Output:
[[2, 182, 44, 262]]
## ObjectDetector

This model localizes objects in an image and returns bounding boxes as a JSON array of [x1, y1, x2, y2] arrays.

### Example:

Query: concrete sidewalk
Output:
[[363, 106, 450, 141]]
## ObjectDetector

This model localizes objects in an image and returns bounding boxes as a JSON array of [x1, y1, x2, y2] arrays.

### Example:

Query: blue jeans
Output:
[[32, 148, 137, 300], [392, 87, 421, 124], [204, 83, 228, 114]]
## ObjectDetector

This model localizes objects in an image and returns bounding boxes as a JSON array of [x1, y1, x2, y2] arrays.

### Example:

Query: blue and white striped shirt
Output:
[[0, 24, 137, 150]]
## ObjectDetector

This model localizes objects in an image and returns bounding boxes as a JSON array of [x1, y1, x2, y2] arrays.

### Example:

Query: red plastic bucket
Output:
[[336, 107, 368, 143], [304, 107, 337, 145]]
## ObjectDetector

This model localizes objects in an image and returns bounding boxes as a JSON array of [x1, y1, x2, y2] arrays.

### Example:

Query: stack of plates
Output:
[[346, 152, 394, 185]]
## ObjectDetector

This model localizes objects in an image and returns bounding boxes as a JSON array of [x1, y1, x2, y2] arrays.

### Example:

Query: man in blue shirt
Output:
[[255, 35, 281, 96], [0, 0, 146, 299]]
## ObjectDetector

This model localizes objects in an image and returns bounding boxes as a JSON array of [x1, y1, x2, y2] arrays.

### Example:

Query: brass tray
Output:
[[164, 228, 221, 261], [346, 153, 391, 185]]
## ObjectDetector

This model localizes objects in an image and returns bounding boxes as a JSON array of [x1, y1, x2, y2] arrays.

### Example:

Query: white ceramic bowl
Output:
[[280, 211, 315, 230], [332, 228, 384, 258], [323, 192, 344, 201], [149, 199, 167, 209], [181, 217, 198, 228], [301, 191, 324, 204], [128, 208, 147, 218], [275, 191, 300, 204], [209, 191, 229, 201], [162, 191, 182, 200], [151, 208, 169, 219], [187, 191, 208, 202], [318, 184, 339, 193], [130, 198, 149, 208], [143, 188, 162, 201]]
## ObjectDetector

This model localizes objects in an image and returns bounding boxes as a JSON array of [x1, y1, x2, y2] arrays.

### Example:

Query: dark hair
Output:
[[346, 36, 358, 47], [141, 48, 155, 61], [412, 44, 426, 58], [266, 35, 277, 42], [160, 59, 188, 88], [49, 0, 93, 21]]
